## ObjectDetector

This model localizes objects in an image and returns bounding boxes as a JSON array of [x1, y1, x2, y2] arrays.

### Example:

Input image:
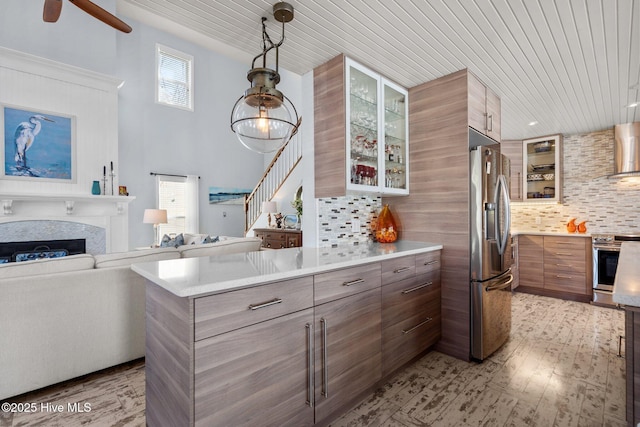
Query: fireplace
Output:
[[0, 238, 86, 263]]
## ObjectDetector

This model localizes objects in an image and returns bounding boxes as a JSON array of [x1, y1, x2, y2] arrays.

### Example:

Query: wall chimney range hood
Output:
[[610, 122, 640, 178]]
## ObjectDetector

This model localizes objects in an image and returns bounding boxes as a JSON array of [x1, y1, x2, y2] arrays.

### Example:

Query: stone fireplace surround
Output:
[[0, 194, 134, 253]]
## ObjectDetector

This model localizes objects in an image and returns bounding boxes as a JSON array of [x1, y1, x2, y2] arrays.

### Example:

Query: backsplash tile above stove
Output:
[[512, 128, 640, 234]]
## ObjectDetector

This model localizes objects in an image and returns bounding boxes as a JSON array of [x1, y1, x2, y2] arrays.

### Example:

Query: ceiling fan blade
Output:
[[43, 0, 63, 23], [68, 0, 132, 33]]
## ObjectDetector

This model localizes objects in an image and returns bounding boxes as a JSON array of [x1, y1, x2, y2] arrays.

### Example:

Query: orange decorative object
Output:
[[577, 221, 588, 233], [375, 204, 398, 243], [566, 218, 577, 233]]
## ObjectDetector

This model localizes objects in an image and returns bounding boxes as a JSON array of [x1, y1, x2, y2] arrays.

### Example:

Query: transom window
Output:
[[156, 44, 193, 111]]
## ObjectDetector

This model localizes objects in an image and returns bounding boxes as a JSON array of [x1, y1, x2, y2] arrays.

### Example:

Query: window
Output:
[[156, 44, 193, 111], [156, 175, 199, 238]]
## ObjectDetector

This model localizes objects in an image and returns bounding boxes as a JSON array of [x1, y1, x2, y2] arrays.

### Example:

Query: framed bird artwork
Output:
[[1, 105, 75, 181]]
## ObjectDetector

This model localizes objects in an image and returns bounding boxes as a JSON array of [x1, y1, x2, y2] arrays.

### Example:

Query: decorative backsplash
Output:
[[316, 195, 381, 247], [512, 127, 640, 234]]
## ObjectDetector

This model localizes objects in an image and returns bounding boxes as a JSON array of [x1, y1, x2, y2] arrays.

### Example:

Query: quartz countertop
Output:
[[511, 230, 591, 237], [131, 240, 443, 298], [612, 242, 640, 307]]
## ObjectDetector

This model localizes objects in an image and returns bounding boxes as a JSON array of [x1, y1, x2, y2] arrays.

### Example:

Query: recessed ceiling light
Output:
[[528, 121, 538, 126], [628, 102, 639, 108]]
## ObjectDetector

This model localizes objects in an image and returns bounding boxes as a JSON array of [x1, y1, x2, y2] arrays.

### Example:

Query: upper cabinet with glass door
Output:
[[522, 134, 562, 202], [346, 58, 409, 195]]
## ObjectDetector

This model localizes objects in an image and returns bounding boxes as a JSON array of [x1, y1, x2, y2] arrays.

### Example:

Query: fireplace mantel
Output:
[[0, 193, 135, 216]]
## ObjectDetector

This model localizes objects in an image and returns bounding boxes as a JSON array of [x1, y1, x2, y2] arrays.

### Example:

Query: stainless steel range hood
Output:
[[611, 122, 640, 178]]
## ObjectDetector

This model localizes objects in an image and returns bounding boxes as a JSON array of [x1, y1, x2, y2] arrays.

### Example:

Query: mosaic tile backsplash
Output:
[[317, 195, 381, 247], [512, 127, 640, 234]]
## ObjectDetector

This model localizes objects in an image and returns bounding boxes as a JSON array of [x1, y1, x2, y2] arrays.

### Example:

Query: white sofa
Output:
[[0, 236, 262, 400]]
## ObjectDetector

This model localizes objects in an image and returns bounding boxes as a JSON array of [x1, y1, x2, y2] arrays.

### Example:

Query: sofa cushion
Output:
[[160, 233, 185, 248], [0, 253, 95, 279], [178, 237, 262, 258], [94, 247, 180, 268]]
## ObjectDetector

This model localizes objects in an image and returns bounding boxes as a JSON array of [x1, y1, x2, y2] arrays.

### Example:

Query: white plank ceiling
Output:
[[119, 0, 639, 140]]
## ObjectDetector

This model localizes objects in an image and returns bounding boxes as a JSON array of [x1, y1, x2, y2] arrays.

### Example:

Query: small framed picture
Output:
[[118, 185, 128, 196]]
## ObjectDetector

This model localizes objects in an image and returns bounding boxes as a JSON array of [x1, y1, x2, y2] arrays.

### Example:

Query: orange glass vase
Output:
[[376, 204, 398, 243]]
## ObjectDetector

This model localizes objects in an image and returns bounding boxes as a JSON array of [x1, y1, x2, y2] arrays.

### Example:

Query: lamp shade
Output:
[[262, 201, 277, 213], [143, 209, 168, 224]]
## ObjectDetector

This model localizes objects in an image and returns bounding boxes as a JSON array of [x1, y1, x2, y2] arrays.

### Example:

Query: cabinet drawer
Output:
[[194, 277, 314, 340], [314, 263, 381, 305], [544, 256, 586, 275], [415, 251, 441, 275], [381, 256, 416, 285], [382, 294, 440, 377], [544, 236, 586, 251], [382, 273, 440, 329], [258, 231, 286, 241], [544, 271, 588, 294], [263, 239, 286, 249]]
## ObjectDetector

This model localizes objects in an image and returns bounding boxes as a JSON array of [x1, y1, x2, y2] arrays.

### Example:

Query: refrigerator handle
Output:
[[495, 175, 511, 255]]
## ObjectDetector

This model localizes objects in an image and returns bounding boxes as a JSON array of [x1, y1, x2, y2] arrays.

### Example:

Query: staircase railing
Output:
[[244, 132, 302, 233]]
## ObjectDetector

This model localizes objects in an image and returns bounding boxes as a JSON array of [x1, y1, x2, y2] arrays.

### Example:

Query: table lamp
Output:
[[262, 201, 277, 228], [143, 209, 168, 247]]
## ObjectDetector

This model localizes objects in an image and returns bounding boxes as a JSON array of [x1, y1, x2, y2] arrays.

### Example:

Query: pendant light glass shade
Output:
[[230, 2, 300, 154], [231, 89, 298, 153]]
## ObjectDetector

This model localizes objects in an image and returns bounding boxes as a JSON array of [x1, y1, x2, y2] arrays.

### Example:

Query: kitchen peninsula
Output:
[[132, 240, 442, 427], [612, 242, 640, 427]]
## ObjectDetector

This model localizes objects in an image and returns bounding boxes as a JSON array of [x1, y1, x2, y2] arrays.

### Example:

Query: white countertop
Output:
[[613, 242, 640, 307], [131, 240, 443, 298], [511, 230, 591, 237]]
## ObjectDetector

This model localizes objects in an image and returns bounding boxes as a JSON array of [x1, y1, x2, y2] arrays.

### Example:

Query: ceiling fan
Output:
[[43, 0, 132, 33]]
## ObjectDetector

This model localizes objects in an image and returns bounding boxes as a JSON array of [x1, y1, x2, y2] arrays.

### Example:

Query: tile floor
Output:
[[0, 292, 627, 427]]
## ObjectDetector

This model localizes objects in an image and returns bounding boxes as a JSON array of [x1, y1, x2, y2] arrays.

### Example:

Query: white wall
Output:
[[0, 0, 305, 249], [116, 18, 267, 246]]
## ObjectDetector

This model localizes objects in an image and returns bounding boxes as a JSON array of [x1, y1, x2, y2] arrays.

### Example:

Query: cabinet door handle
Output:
[[487, 114, 493, 132], [305, 323, 314, 408], [321, 318, 328, 398], [556, 274, 573, 279], [555, 264, 573, 268], [248, 298, 282, 311], [342, 278, 365, 287], [423, 260, 439, 266], [402, 317, 433, 334], [401, 282, 433, 294], [393, 267, 412, 274], [554, 252, 573, 256]]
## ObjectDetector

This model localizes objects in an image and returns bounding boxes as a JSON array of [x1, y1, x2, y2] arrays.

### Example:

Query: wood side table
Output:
[[254, 228, 302, 249]]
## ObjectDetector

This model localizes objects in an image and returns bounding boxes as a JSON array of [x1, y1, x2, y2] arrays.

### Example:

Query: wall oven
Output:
[[592, 234, 640, 307]]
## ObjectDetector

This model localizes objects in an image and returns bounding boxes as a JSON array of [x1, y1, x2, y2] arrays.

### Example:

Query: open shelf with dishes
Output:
[[522, 134, 562, 202]]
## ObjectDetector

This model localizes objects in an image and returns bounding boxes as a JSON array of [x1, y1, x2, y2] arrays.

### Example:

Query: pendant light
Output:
[[230, 2, 301, 154]]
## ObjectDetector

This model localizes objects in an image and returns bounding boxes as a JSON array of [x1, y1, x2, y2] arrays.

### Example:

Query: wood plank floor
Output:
[[0, 292, 626, 427]]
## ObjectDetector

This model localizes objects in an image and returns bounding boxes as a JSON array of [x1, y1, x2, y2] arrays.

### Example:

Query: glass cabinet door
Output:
[[348, 63, 379, 190], [522, 135, 562, 202], [382, 80, 408, 193], [346, 58, 409, 195]]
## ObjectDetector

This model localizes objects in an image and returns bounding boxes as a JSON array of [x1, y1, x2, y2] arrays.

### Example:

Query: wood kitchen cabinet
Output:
[[501, 140, 523, 201], [522, 134, 562, 202], [146, 276, 315, 427], [145, 251, 442, 426], [313, 264, 382, 424], [381, 252, 441, 377], [516, 234, 592, 302], [468, 72, 501, 142], [314, 54, 409, 198], [254, 228, 302, 249]]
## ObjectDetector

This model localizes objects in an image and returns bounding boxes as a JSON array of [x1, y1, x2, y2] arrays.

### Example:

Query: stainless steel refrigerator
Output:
[[469, 128, 513, 361]]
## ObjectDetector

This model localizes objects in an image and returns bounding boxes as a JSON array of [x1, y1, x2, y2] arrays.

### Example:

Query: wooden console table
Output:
[[254, 228, 302, 249]]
